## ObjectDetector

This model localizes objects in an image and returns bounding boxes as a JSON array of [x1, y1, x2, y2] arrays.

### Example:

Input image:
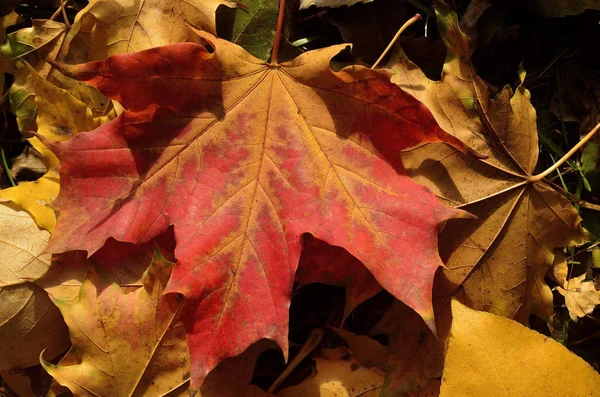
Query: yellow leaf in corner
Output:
[[440, 300, 600, 397]]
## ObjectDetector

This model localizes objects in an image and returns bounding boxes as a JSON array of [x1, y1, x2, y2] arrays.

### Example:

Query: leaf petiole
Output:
[[371, 14, 422, 70], [267, 328, 323, 393], [528, 121, 600, 183], [271, 0, 286, 65]]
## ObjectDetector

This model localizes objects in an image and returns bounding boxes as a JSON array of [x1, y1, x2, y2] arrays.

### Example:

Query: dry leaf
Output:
[[440, 300, 600, 396], [197, 340, 276, 397], [371, 301, 443, 396], [0, 69, 113, 231], [556, 274, 600, 321], [331, 328, 388, 368], [393, 3, 588, 323], [0, 10, 23, 102], [0, 202, 69, 369], [0, 11, 21, 40], [1, 19, 67, 132], [37, 238, 159, 304], [0, 366, 53, 397], [42, 250, 189, 396], [277, 357, 384, 397], [10, 145, 47, 180], [63, 0, 238, 61]]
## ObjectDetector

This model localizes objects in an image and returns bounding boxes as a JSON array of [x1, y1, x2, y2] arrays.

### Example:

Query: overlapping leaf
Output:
[[0, 10, 21, 92], [63, 0, 238, 62], [1, 19, 67, 131], [441, 300, 600, 396], [227, 0, 279, 61], [371, 301, 443, 396], [0, 70, 113, 230], [278, 357, 383, 397], [42, 251, 189, 396], [42, 29, 476, 387], [393, 3, 588, 323], [0, 202, 69, 369], [552, 251, 600, 320]]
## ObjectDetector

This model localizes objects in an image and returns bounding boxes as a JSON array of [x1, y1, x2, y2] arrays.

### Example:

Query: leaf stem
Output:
[[267, 328, 323, 393], [271, 0, 286, 65], [371, 14, 422, 70], [528, 121, 600, 183]]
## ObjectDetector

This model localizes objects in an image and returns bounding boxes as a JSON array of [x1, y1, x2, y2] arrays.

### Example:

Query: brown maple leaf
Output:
[[391, 3, 589, 322]]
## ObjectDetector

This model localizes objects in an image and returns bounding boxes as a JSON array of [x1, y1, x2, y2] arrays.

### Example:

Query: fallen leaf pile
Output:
[[0, 0, 599, 396]]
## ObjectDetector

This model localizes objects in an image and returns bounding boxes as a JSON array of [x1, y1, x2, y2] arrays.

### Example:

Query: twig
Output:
[[371, 14, 422, 69]]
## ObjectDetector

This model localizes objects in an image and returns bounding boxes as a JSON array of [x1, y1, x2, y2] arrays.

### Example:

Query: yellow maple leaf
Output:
[[440, 300, 600, 396]]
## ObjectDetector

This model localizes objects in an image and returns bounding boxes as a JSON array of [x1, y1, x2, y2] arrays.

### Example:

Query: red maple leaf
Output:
[[43, 31, 474, 387]]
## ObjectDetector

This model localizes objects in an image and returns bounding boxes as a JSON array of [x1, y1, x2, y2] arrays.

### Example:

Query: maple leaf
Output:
[[43, 30, 476, 387], [0, 202, 69, 369], [392, 3, 589, 322], [42, 250, 189, 396], [63, 0, 238, 61], [441, 300, 600, 396]]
